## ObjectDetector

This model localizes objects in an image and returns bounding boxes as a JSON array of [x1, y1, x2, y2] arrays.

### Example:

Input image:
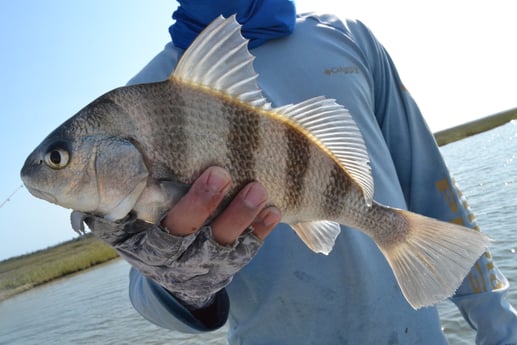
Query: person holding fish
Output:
[[20, 1, 517, 344]]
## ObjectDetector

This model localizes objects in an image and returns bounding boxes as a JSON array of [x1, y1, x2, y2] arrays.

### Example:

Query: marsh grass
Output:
[[0, 233, 118, 301]]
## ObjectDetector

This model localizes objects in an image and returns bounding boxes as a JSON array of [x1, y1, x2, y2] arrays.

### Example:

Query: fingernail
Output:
[[243, 183, 267, 208], [207, 167, 231, 193]]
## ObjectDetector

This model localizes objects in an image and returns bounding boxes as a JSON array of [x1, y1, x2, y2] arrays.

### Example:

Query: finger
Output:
[[211, 182, 268, 245], [250, 206, 282, 240], [162, 166, 232, 236]]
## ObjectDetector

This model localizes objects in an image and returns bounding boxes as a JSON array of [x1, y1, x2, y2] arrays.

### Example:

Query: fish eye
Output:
[[44, 147, 70, 169]]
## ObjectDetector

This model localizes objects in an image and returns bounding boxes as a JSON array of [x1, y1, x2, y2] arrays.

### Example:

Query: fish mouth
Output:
[[20, 157, 58, 204], [24, 185, 58, 204]]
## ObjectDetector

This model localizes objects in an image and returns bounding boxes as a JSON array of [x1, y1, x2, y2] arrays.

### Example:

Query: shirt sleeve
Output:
[[353, 20, 517, 344], [128, 267, 229, 333]]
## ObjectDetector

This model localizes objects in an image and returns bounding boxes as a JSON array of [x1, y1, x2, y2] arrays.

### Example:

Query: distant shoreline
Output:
[[0, 234, 118, 302], [434, 107, 517, 146]]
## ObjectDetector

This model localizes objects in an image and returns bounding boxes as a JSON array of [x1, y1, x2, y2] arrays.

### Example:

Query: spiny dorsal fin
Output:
[[276, 97, 374, 205], [172, 16, 373, 204], [172, 15, 269, 108]]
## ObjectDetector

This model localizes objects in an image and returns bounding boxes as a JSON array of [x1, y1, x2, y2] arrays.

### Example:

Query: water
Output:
[[0, 259, 227, 345], [436, 120, 517, 344], [1, 122, 516, 345]]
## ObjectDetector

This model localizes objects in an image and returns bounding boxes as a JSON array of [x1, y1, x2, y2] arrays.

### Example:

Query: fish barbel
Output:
[[20, 15, 488, 309]]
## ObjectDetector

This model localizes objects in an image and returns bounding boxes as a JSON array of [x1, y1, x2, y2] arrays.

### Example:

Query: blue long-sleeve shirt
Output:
[[126, 13, 517, 344]]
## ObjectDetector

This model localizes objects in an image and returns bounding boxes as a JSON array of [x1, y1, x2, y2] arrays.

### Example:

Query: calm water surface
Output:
[[1, 122, 516, 344], [0, 259, 227, 345], [437, 121, 517, 344]]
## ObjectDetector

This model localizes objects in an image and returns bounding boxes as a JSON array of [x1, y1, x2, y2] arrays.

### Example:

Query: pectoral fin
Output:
[[133, 180, 190, 224]]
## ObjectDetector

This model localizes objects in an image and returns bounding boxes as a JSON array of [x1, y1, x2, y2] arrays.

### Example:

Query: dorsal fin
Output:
[[172, 15, 269, 108], [171, 16, 373, 205], [276, 97, 374, 205]]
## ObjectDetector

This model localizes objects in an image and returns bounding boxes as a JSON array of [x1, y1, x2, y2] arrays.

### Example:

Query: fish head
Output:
[[21, 129, 149, 221]]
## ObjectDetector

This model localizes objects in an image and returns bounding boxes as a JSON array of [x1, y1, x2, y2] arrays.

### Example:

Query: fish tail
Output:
[[375, 208, 489, 309]]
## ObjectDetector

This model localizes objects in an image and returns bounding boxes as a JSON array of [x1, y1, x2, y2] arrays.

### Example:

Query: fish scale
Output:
[[322, 163, 354, 219], [223, 102, 260, 186], [21, 15, 489, 310], [283, 124, 311, 210]]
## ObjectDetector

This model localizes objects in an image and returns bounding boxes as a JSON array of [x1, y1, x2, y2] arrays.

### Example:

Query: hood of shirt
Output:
[[169, 0, 296, 49]]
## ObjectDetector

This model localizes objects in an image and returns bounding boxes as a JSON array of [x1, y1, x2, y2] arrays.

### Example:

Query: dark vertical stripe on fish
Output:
[[323, 163, 351, 218], [284, 125, 311, 209], [146, 81, 189, 179], [224, 102, 259, 183]]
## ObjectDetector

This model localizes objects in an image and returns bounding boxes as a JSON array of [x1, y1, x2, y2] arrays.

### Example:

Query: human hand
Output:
[[85, 166, 281, 309], [161, 166, 279, 244]]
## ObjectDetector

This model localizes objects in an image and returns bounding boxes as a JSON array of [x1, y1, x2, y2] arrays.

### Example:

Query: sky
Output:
[[1, 1, 516, 260]]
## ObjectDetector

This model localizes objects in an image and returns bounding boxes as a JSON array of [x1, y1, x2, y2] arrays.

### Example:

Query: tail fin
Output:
[[377, 209, 489, 309]]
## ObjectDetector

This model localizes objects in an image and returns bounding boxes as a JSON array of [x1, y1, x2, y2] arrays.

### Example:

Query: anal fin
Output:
[[290, 221, 341, 255]]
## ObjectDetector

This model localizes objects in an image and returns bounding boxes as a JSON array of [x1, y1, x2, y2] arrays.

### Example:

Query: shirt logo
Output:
[[324, 66, 360, 76]]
